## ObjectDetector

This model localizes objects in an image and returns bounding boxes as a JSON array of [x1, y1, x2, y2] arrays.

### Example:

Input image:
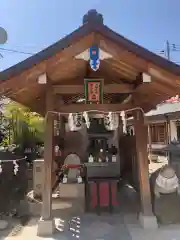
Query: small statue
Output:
[[112, 155, 117, 162], [88, 155, 94, 163], [154, 165, 180, 198], [98, 158, 102, 163], [77, 175, 82, 183]]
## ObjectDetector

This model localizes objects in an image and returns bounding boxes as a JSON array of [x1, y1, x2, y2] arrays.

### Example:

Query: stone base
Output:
[[139, 212, 158, 229], [0, 220, 8, 230], [59, 183, 84, 198], [153, 192, 180, 224], [28, 202, 41, 216], [37, 217, 55, 236]]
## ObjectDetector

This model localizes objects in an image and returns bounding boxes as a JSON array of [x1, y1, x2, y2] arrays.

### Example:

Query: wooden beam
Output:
[[98, 34, 148, 72], [38, 73, 47, 84], [134, 83, 173, 104], [133, 110, 153, 216], [98, 33, 179, 94], [142, 73, 151, 83], [148, 65, 178, 85], [53, 84, 134, 94], [56, 103, 134, 114], [132, 92, 157, 110]]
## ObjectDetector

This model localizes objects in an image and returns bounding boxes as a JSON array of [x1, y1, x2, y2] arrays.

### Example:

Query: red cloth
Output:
[[63, 164, 81, 169], [90, 182, 119, 208]]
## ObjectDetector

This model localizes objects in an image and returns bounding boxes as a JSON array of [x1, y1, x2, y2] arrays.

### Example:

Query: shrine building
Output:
[[0, 10, 180, 236]]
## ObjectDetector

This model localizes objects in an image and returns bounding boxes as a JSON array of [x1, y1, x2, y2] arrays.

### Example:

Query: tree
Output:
[[3, 100, 45, 148], [0, 96, 8, 144]]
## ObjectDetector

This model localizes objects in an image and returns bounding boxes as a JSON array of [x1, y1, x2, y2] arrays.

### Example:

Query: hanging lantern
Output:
[[83, 112, 90, 128], [13, 160, 19, 175], [104, 112, 119, 131], [68, 113, 83, 131]]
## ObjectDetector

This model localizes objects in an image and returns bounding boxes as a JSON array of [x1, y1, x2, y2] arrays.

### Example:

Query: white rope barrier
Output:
[[44, 107, 145, 121], [0, 157, 26, 163]]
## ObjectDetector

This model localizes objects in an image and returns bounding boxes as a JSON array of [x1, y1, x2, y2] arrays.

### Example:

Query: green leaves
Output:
[[3, 101, 44, 146]]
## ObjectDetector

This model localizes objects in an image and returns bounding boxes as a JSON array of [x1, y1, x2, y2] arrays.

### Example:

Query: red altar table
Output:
[[85, 179, 119, 214]]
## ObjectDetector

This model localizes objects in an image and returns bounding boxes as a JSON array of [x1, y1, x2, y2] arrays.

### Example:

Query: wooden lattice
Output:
[[62, 93, 130, 105]]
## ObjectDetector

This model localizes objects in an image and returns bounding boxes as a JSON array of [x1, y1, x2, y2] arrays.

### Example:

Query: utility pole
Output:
[[166, 40, 170, 60]]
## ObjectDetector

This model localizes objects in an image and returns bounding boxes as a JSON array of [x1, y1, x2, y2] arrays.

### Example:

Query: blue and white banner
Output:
[[75, 46, 113, 71], [89, 46, 100, 71]]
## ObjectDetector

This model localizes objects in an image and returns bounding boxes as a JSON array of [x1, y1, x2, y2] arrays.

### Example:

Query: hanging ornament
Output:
[[104, 112, 119, 131], [0, 160, 2, 174], [89, 46, 100, 71], [75, 46, 113, 71], [54, 145, 60, 157], [83, 112, 90, 128], [54, 119, 60, 136], [13, 160, 19, 175], [62, 174, 68, 184], [68, 113, 83, 131]]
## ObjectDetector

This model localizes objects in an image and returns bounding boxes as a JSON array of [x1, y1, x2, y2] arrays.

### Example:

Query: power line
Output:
[[0, 42, 179, 65], [0, 47, 35, 56]]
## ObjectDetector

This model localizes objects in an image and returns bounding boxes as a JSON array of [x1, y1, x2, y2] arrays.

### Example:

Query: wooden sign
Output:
[[84, 79, 103, 104]]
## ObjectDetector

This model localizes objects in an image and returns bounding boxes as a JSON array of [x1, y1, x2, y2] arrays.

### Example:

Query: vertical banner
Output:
[[84, 79, 103, 104], [89, 46, 100, 71]]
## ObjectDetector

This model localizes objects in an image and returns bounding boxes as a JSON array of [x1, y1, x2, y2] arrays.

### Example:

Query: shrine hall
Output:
[[1, 9, 180, 236]]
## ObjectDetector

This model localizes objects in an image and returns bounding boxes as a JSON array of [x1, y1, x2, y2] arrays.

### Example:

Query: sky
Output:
[[0, 0, 180, 71]]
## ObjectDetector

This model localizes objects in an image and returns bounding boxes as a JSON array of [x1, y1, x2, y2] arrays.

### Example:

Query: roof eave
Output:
[[0, 22, 95, 81]]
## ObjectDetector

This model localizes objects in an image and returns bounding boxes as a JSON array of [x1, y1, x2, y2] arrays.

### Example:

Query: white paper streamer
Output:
[[68, 113, 83, 131], [13, 160, 19, 175], [120, 111, 127, 133], [83, 112, 90, 128], [104, 112, 119, 131], [0, 160, 2, 174]]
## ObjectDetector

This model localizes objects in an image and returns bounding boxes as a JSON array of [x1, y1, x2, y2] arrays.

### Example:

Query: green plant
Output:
[[3, 101, 44, 148]]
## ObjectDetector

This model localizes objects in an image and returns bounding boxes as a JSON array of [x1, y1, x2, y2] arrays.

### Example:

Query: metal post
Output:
[[166, 40, 170, 60]]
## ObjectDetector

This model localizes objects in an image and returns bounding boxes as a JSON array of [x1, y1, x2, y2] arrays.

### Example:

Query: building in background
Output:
[[128, 96, 180, 155]]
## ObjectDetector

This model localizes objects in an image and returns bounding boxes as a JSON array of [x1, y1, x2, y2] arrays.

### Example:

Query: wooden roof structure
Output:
[[1, 9, 180, 115]]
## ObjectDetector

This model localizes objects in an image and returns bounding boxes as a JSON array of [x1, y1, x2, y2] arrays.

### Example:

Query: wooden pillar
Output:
[[41, 84, 54, 220], [133, 110, 153, 216], [147, 124, 152, 162], [118, 116, 124, 137]]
